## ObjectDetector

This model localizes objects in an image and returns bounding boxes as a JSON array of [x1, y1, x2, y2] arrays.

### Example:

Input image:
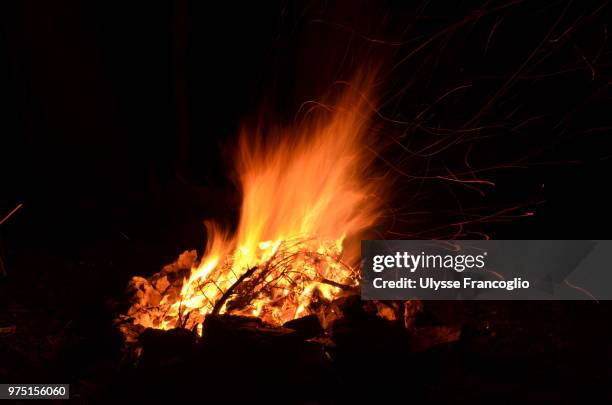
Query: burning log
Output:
[[210, 265, 258, 315], [119, 237, 359, 340]]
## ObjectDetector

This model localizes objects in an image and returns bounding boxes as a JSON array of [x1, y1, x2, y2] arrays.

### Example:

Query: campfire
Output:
[[118, 74, 388, 342]]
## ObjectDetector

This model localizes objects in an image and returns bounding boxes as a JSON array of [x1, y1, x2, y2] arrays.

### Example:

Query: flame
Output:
[[123, 74, 384, 336]]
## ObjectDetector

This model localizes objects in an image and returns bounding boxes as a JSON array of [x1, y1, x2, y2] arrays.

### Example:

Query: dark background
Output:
[[1, 0, 611, 402], [2, 0, 611, 248]]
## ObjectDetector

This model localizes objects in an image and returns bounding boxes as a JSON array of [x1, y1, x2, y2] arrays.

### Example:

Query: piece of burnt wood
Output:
[[329, 294, 365, 320], [137, 327, 198, 370], [317, 277, 358, 293], [202, 314, 301, 347], [211, 266, 258, 315], [283, 314, 323, 339], [195, 314, 334, 401]]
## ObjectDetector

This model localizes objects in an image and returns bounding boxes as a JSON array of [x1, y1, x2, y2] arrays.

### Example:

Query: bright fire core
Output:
[[122, 76, 384, 338]]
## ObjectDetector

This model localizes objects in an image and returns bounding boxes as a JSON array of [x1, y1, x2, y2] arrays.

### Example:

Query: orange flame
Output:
[[123, 74, 384, 337]]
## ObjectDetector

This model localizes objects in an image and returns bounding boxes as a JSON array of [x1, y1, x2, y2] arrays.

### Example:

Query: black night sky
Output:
[[1, 1, 611, 402]]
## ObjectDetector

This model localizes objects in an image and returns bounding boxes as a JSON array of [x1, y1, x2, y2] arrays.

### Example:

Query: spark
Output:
[[0, 203, 23, 225]]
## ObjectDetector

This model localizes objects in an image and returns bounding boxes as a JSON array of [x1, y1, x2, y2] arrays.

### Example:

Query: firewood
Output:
[[137, 327, 198, 369], [202, 314, 299, 346], [283, 314, 323, 339], [211, 266, 258, 315]]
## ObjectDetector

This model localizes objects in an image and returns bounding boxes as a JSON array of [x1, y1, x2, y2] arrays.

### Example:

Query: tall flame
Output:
[[123, 74, 384, 336]]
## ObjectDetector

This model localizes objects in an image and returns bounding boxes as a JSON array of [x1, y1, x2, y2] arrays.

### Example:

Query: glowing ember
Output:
[[119, 74, 384, 339]]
